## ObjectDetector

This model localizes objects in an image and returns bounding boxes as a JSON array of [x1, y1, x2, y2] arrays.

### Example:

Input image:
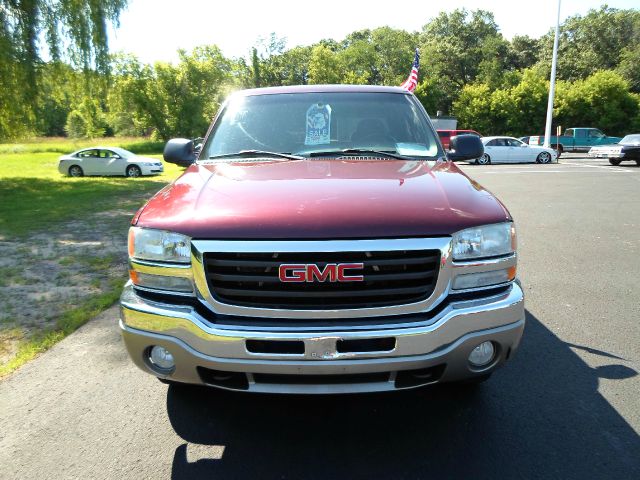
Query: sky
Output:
[[108, 0, 639, 63]]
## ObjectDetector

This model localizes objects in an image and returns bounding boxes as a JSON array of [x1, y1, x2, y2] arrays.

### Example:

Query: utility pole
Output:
[[543, 0, 562, 148]]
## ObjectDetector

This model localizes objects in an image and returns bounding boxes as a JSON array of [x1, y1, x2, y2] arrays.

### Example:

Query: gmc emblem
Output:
[[278, 263, 364, 283]]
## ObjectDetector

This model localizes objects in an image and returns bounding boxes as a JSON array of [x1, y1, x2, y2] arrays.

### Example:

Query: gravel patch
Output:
[[0, 209, 135, 365]]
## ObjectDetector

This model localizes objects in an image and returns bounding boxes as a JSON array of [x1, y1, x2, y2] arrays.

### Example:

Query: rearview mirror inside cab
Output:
[[163, 138, 197, 167], [447, 135, 484, 162]]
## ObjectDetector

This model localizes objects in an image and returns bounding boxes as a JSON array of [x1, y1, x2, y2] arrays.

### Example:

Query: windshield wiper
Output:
[[208, 150, 304, 161], [303, 148, 410, 160]]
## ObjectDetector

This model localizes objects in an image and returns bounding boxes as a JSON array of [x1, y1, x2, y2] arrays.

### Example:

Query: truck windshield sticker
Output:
[[305, 103, 331, 145]]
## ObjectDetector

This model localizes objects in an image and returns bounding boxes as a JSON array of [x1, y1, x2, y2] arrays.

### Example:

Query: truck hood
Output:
[[134, 159, 511, 239]]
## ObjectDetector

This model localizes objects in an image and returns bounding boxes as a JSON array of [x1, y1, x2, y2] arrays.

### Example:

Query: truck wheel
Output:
[[555, 145, 563, 158], [477, 154, 491, 165], [536, 152, 552, 164], [68, 165, 84, 177], [608, 158, 622, 166], [126, 165, 142, 177]]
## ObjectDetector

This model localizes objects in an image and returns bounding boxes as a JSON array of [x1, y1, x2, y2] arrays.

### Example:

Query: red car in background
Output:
[[438, 130, 482, 150]]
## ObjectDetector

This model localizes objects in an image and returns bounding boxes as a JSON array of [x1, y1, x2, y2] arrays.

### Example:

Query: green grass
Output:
[[0, 137, 184, 375], [0, 136, 164, 155], [0, 279, 123, 378], [0, 149, 183, 237]]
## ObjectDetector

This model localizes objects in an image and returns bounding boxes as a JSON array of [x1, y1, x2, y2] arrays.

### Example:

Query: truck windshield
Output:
[[202, 92, 442, 160]]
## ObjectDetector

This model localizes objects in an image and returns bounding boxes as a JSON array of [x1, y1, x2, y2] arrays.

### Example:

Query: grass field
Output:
[[0, 136, 164, 155], [0, 137, 183, 376], [0, 148, 182, 237]]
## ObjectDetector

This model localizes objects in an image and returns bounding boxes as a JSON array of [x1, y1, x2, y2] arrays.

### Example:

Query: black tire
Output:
[[536, 151, 552, 164], [126, 165, 142, 177], [68, 165, 84, 177], [477, 153, 491, 165], [555, 145, 563, 158], [608, 158, 622, 166]]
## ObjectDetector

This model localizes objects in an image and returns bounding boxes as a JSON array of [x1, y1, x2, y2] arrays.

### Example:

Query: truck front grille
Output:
[[203, 250, 441, 309]]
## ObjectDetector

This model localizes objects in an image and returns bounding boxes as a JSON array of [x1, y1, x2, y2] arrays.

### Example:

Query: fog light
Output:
[[468, 341, 495, 367], [149, 346, 175, 370]]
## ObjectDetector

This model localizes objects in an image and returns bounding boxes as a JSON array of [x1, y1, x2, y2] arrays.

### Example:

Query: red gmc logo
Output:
[[278, 263, 365, 283]]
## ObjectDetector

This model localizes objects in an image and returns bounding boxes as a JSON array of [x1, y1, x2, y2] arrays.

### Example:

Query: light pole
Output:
[[543, 0, 562, 148]]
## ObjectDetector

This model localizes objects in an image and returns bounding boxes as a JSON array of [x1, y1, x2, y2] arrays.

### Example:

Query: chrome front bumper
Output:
[[119, 281, 525, 394]]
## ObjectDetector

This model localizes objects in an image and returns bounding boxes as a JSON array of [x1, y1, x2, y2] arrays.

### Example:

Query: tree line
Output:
[[1, 4, 639, 141]]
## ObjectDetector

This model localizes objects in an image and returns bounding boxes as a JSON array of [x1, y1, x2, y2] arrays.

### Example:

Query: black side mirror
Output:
[[163, 138, 197, 167], [448, 135, 484, 162]]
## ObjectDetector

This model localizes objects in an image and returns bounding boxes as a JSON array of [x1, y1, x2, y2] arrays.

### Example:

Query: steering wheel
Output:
[[357, 132, 397, 145]]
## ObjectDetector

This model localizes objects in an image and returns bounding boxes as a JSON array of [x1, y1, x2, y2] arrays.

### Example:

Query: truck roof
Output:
[[232, 85, 411, 97]]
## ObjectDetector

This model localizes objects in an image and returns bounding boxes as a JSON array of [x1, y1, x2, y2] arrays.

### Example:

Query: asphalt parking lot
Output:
[[1, 154, 639, 479]]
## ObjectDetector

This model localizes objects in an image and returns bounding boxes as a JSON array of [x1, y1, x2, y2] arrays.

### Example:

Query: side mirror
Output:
[[163, 138, 197, 167], [447, 135, 484, 162]]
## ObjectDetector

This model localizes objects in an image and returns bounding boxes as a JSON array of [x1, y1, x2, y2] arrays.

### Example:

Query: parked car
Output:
[[588, 134, 640, 166], [437, 129, 481, 150], [476, 137, 556, 164], [120, 85, 524, 395], [58, 147, 164, 177], [528, 128, 621, 155]]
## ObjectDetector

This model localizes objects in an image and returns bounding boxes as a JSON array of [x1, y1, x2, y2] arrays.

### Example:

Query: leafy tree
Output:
[[617, 44, 640, 93], [555, 71, 638, 136], [308, 45, 344, 84], [452, 83, 494, 134], [420, 9, 509, 113], [537, 6, 640, 81], [109, 46, 233, 140], [508, 36, 541, 70], [65, 98, 108, 138], [414, 77, 449, 117], [452, 70, 549, 136], [0, 0, 128, 139]]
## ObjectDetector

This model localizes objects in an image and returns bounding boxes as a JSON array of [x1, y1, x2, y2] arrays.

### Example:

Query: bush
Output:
[[64, 99, 108, 139]]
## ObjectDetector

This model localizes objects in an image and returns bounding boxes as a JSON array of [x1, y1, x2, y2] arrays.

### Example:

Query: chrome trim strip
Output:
[[132, 285, 196, 298], [451, 253, 516, 275], [121, 281, 517, 333], [129, 259, 193, 279], [191, 238, 452, 319]]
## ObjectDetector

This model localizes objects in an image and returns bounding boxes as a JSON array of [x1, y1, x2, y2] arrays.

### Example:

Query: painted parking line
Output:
[[466, 164, 635, 174], [560, 161, 635, 173]]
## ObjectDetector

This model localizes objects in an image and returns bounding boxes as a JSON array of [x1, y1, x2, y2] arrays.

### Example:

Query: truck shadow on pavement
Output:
[[165, 310, 639, 479]]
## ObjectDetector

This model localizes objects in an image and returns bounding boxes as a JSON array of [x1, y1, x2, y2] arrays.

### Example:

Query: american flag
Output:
[[400, 48, 420, 92]]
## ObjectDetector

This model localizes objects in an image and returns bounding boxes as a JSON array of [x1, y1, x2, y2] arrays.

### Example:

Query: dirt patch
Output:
[[0, 209, 134, 365]]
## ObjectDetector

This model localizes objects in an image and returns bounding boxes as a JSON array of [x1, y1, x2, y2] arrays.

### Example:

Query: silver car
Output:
[[58, 147, 164, 177]]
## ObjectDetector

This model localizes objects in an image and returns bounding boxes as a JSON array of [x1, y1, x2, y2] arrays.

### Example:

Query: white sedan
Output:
[[474, 137, 557, 165], [58, 147, 164, 177]]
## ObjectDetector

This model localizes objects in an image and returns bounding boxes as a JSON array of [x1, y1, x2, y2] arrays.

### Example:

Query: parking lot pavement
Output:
[[1, 159, 639, 479]]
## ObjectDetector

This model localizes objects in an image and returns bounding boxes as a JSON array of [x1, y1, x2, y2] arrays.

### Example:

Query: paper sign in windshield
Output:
[[305, 103, 331, 145]]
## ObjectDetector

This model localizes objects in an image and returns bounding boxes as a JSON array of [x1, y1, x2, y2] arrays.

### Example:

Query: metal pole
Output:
[[543, 0, 562, 148]]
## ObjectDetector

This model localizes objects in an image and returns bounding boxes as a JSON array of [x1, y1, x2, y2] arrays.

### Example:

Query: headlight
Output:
[[452, 222, 515, 260], [128, 227, 191, 263]]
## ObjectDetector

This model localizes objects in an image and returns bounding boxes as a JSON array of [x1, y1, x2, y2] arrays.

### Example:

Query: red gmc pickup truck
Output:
[[120, 85, 525, 394]]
